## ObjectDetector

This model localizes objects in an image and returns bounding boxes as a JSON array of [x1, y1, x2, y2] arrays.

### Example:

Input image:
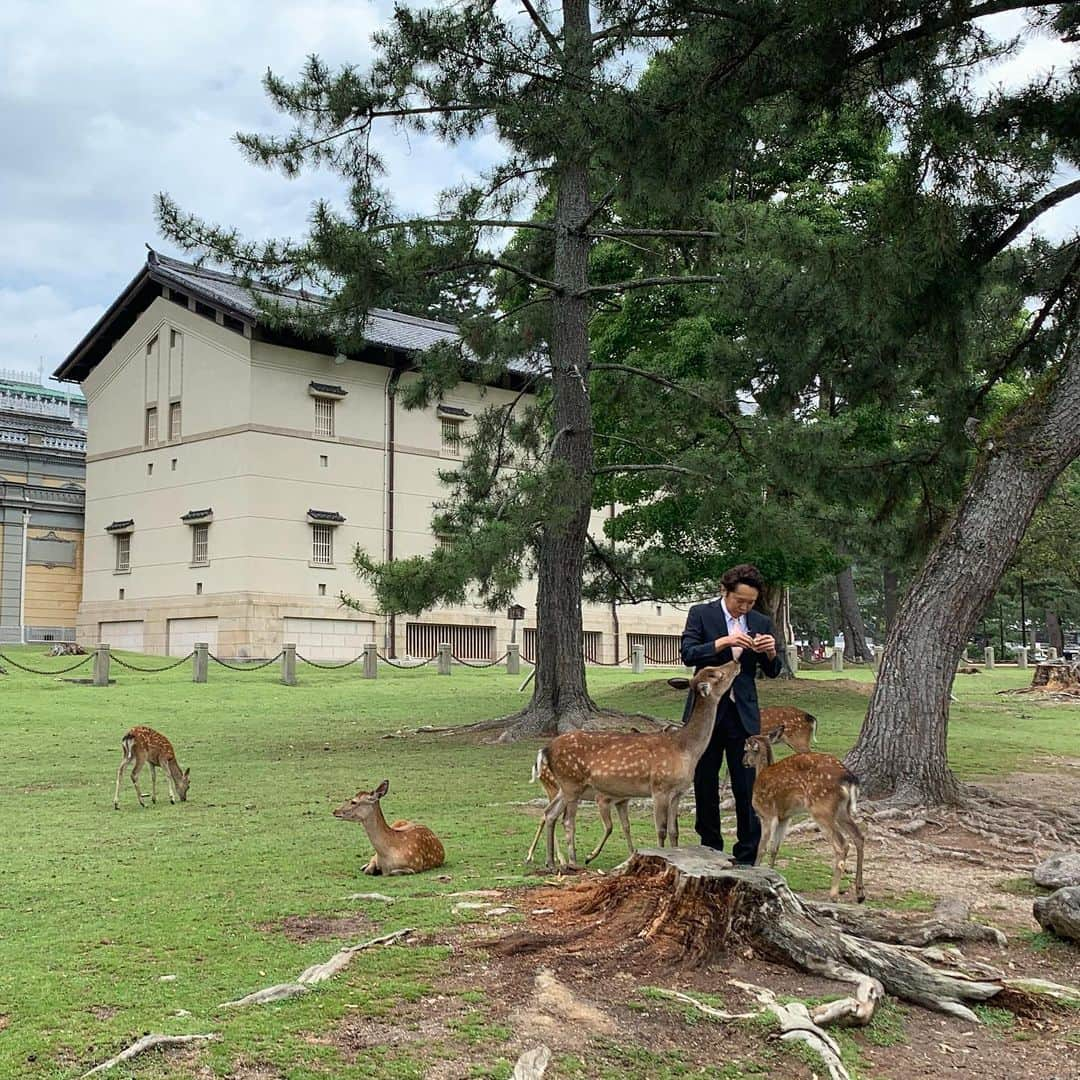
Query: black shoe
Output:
[[732, 861, 755, 869]]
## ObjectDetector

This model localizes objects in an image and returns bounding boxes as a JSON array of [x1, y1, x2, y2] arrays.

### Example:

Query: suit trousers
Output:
[[693, 697, 761, 864]]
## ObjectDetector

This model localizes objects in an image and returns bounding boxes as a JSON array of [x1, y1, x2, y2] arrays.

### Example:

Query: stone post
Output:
[[438, 642, 452, 675], [362, 642, 378, 679], [984, 645, 995, 670], [282, 642, 297, 685], [785, 644, 799, 675], [631, 643, 645, 674], [1046, 646, 1058, 661], [193, 642, 208, 683], [831, 649, 844, 673], [506, 643, 520, 675], [93, 643, 111, 687], [1016, 646, 1028, 669]]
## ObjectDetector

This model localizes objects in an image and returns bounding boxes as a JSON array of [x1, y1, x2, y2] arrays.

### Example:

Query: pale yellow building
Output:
[[54, 251, 688, 660]]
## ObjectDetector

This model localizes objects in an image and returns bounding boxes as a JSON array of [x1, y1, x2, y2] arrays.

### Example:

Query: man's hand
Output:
[[752, 633, 777, 658], [714, 631, 756, 652]]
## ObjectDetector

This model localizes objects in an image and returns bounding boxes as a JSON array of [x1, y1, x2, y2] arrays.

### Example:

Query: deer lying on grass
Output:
[[113, 726, 191, 809], [759, 706, 817, 753], [537, 661, 740, 870], [333, 780, 445, 875], [524, 756, 631, 866], [743, 730, 865, 902]]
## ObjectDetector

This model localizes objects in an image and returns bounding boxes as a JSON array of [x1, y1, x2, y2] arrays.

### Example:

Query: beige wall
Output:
[[24, 526, 83, 628], [78, 302, 691, 657]]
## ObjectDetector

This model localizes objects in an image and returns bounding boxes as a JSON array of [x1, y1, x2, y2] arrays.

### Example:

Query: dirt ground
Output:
[[316, 763, 1080, 1079]]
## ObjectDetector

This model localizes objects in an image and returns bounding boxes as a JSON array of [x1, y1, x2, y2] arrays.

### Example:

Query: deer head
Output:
[[743, 728, 783, 770], [177, 767, 191, 802], [333, 779, 390, 823], [668, 660, 740, 700]]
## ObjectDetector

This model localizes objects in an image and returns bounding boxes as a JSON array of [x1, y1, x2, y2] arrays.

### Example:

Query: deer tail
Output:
[[531, 747, 549, 785], [808, 713, 818, 744], [840, 770, 860, 815]]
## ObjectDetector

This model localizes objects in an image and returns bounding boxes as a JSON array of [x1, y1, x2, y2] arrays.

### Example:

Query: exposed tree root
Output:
[[81, 1033, 219, 1077], [504, 849, 1049, 1024], [389, 707, 670, 741], [808, 896, 1007, 948]]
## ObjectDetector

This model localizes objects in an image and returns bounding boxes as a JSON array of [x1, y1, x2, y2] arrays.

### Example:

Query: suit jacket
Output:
[[680, 600, 783, 734]]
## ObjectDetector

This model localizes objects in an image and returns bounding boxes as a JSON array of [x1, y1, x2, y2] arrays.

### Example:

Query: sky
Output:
[[0, 3, 1076, 388]]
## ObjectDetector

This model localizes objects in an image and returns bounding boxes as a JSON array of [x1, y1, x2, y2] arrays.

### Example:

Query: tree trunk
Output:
[[883, 567, 899, 633], [757, 583, 795, 678], [1046, 608, 1065, 654], [501, 0, 597, 738], [848, 340, 1080, 803], [836, 566, 874, 662]]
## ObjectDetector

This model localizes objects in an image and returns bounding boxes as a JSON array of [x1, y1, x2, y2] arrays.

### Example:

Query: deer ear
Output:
[[667, 677, 689, 690], [374, 780, 390, 798], [184, 767, 191, 777], [766, 727, 784, 744]]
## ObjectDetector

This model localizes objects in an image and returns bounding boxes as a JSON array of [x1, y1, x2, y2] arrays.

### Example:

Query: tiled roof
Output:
[[307, 509, 346, 523], [309, 381, 347, 396], [181, 508, 213, 522], [436, 404, 470, 418], [106, 519, 134, 532], [0, 377, 85, 405]]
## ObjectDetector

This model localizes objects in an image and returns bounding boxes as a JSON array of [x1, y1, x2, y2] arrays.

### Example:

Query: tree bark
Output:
[[883, 567, 899, 633], [501, 0, 598, 738], [757, 583, 795, 678], [836, 566, 874, 662], [1046, 608, 1065, 654], [848, 340, 1080, 803]]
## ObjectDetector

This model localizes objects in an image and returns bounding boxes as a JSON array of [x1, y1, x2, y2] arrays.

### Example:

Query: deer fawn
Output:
[[537, 661, 739, 870], [333, 780, 445, 875], [760, 706, 817, 753], [113, 726, 191, 809], [525, 756, 631, 866], [743, 730, 865, 902]]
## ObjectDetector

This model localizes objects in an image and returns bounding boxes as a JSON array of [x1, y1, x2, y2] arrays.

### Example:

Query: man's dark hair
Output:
[[721, 563, 765, 593]]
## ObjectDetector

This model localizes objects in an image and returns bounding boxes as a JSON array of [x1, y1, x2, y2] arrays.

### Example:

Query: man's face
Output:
[[725, 583, 759, 616]]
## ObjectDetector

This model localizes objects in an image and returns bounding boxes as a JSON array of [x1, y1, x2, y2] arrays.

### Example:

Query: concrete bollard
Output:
[[438, 642, 452, 675], [984, 645, 995, 669], [506, 643, 520, 675], [282, 642, 297, 685], [1046, 646, 1058, 661], [831, 649, 843, 672], [1016, 646, 1028, 669], [785, 644, 799, 674], [93, 643, 111, 687], [362, 642, 377, 679], [631, 643, 645, 674], [193, 642, 208, 683]]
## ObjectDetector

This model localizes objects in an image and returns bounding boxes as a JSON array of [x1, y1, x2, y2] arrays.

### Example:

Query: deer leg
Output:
[[653, 794, 670, 847], [542, 793, 565, 872], [837, 804, 866, 903], [363, 855, 380, 875], [822, 822, 849, 901], [150, 764, 158, 804], [529, 794, 564, 864], [667, 792, 681, 848], [615, 800, 634, 857], [755, 815, 777, 867], [113, 754, 132, 810], [130, 762, 146, 807], [563, 797, 581, 870], [768, 817, 790, 867], [585, 797, 614, 865], [387, 868, 417, 876]]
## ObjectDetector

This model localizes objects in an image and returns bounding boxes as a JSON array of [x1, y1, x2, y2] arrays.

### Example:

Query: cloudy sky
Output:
[[1, 2, 1076, 388]]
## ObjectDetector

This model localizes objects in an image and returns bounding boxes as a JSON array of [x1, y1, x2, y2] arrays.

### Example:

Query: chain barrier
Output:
[[296, 653, 364, 670], [0, 651, 93, 675], [376, 653, 439, 669], [520, 653, 536, 665], [643, 654, 681, 665], [590, 656, 631, 667], [111, 652, 194, 673], [208, 651, 284, 671], [451, 652, 509, 668]]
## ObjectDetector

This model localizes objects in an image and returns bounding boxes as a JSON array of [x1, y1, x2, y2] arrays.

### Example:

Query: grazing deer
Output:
[[524, 756, 632, 866], [759, 706, 818, 753], [333, 780, 445, 875], [537, 661, 740, 870], [113, 726, 191, 810], [743, 730, 865, 902]]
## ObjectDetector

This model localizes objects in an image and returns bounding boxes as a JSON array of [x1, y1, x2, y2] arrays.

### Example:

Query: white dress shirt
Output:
[[723, 600, 747, 660]]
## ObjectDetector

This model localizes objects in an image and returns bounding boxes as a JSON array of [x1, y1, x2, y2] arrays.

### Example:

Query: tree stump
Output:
[[1030, 661, 1080, 691], [559, 848, 1010, 1020]]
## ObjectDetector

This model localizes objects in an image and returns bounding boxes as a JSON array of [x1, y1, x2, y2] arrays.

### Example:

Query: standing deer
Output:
[[333, 780, 445, 875], [743, 730, 865, 902], [759, 706, 817, 753], [113, 726, 191, 809], [524, 757, 631, 865], [537, 661, 740, 870]]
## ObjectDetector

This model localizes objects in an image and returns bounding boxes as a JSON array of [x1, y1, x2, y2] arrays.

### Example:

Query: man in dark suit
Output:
[[680, 563, 783, 864]]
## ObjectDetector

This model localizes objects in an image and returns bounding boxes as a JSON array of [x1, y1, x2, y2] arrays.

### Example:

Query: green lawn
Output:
[[0, 647, 1075, 1078]]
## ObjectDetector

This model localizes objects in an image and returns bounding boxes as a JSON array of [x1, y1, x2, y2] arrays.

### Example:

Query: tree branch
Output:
[[593, 463, 711, 478], [578, 274, 727, 296], [591, 362, 709, 402], [429, 258, 563, 293], [590, 227, 726, 239], [520, 0, 564, 57], [364, 217, 554, 234], [975, 179, 1080, 263]]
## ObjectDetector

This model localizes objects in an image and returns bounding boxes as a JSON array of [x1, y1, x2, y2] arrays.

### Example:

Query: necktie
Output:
[[729, 615, 743, 660]]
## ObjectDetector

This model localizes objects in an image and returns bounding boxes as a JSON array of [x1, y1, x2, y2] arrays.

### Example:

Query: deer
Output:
[[759, 706, 818, 753], [524, 757, 632, 866], [113, 726, 191, 810], [743, 729, 865, 902], [537, 661, 740, 871], [333, 780, 445, 875]]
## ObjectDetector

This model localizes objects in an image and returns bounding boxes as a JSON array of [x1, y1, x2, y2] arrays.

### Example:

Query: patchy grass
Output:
[[0, 645, 1077, 1078]]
